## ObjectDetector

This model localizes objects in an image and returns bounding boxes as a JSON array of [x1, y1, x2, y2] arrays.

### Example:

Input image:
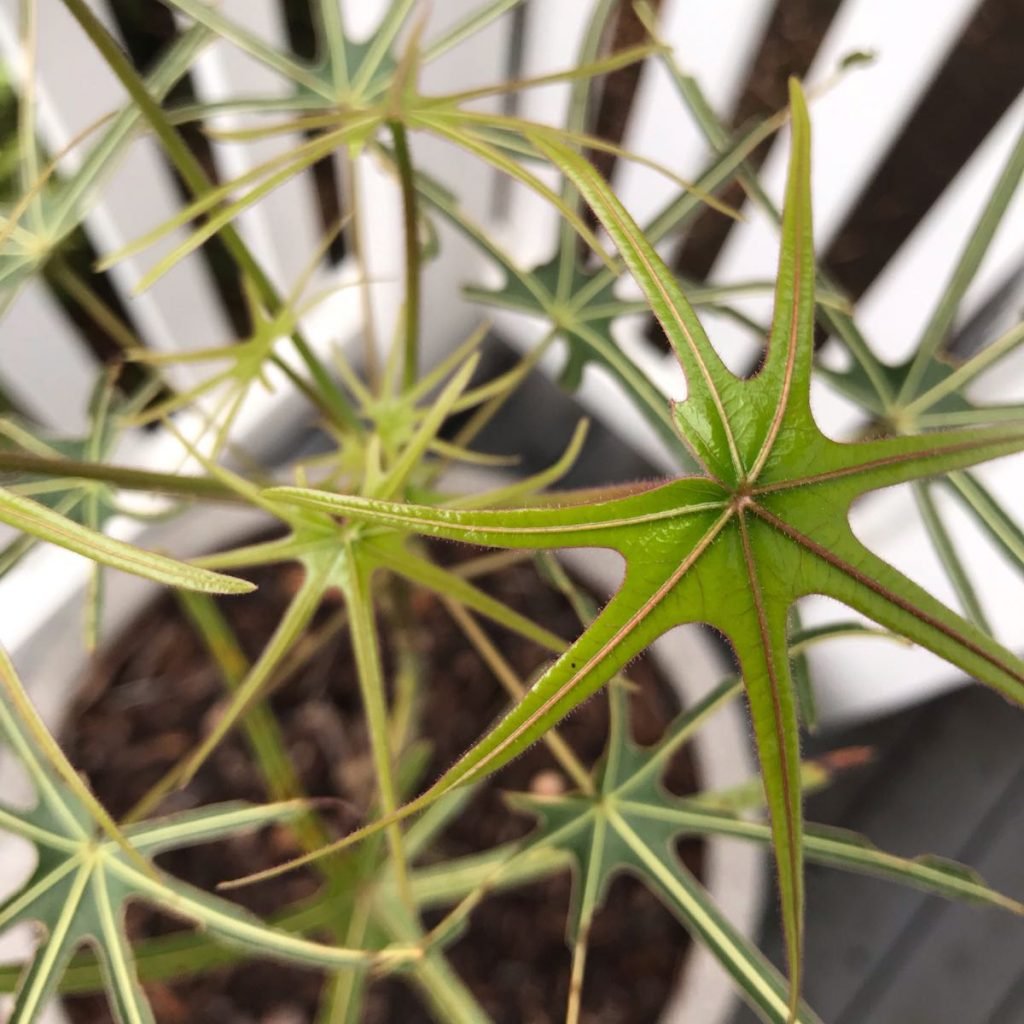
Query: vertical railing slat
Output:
[[612, 0, 774, 230], [0, 280, 100, 433], [7, 0, 232, 366], [705, 0, 986, 370], [188, 0, 330, 296]]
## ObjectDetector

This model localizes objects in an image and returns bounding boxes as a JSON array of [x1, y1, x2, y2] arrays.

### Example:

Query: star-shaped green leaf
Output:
[[501, 679, 1022, 1023], [250, 80, 1024, 1016], [0, 646, 420, 1024], [514, 679, 823, 1024]]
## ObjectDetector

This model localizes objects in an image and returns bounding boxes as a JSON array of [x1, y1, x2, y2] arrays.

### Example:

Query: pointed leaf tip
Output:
[[0, 488, 255, 595]]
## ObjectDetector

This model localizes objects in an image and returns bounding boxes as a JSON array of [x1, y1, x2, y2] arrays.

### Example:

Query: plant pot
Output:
[[0, 499, 762, 1024]]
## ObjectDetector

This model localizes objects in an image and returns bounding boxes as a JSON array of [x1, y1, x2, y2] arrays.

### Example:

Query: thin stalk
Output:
[[0, 106, 116, 255], [16, 0, 42, 233], [0, 451, 242, 502], [385, 576, 424, 754], [444, 326, 559, 462], [917, 405, 1024, 428], [312, 0, 350, 96], [787, 606, 818, 732], [429, 42, 654, 110], [177, 589, 392, 996], [345, 553, 415, 915], [48, 259, 142, 356], [637, 9, 892, 403], [555, 0, 617, 302], [320, 891, 374, 1024], [269, 353, 354, 429], [566, 925, 592, 1024], [180, 593, 485, 1024], [418, 0, 524, 67], [443, 598, 594, 793], [900, 123, 1024, 402], [124, 562, 334, 822], [452, 549, 535, 579], [390, 120, 421, 392], [912, 481, 991, 631], [177, 592, 307, 806], [350, 0, 417, 98], [945, 470, 1024, 574], [902, 319, 1024, 416]]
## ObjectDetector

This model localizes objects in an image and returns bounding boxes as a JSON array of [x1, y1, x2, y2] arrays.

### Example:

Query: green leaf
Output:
[[512, 681, 823, 1024], [0, 646, 417, 1024], [0, 486, 253, 594], [486, 682, 1018, 1023], [251, 82, 1024, 1017], [660, 810, 1024, 915]]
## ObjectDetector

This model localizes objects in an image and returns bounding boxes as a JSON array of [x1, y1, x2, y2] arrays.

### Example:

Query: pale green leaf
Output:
[[0, 488, 253, 594]]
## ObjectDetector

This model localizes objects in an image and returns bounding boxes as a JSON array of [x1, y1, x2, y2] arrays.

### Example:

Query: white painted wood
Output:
[[0, 279, 99, 433], [1, 0, 232, 367], [493, 1, 592, 268], [706, 0, 985, 370], [613, 0, 774, 229], [188, 0, 332, 295]]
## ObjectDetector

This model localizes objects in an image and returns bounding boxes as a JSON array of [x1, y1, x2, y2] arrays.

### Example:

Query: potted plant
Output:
[[0, 2, 1022, 1023]]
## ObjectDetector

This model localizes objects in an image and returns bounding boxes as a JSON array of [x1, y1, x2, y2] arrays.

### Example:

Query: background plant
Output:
[[0, 3, 1021, 1023]]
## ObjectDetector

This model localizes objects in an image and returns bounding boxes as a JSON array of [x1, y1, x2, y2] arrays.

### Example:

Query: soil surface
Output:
[[61, 541, 703, 1024]]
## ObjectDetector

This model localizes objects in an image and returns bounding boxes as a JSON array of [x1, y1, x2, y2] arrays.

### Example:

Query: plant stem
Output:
[[0, 451, 241, 502], [124, 562, 334, 822], [390, 120, 421, 392], [49, 259, 140, 356], [385, 575, 423, 753], [911, 481, 991, 631], [177, 592, 308, 805], [345, 552, 416, 915]]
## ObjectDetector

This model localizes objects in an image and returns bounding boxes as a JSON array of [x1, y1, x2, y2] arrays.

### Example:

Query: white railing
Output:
[[0, 0, 1021, 725]]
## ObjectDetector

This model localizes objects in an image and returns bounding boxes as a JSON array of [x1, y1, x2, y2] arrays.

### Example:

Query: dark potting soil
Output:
[[60, 542, 703, 1024]]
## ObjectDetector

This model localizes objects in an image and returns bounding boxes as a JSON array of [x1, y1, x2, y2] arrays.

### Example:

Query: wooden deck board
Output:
[[836, 760, 1024, 1023], [731, 685, 1024, 1024]]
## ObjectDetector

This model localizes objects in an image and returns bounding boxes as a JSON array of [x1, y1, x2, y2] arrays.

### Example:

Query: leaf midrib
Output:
[[751, 503, 1024, 688], [751, 431, 1024, 495], [608, 807, 791, 1020], [16, 860, 92, 1022]]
